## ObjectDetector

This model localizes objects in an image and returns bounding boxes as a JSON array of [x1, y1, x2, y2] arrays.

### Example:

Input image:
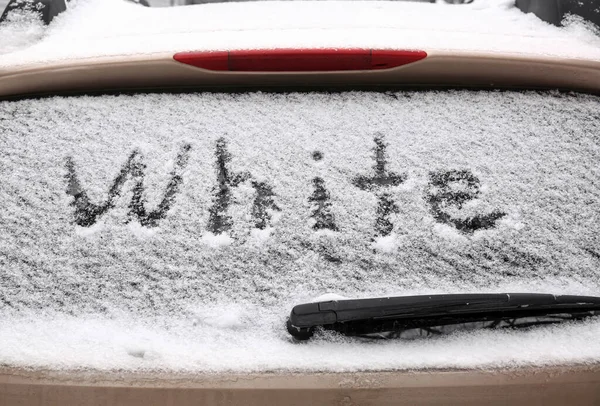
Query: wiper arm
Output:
[[286, 293, 600, 340]]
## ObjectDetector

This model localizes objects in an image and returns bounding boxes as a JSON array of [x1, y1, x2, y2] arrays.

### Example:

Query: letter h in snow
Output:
[[207, 138, 279, 235]]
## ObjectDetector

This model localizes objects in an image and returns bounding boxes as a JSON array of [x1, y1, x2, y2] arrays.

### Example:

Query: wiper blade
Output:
[[286, 293, 600, 340]]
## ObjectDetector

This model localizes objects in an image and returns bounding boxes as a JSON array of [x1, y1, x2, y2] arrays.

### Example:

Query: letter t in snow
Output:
[[352, 136, 406, 238]]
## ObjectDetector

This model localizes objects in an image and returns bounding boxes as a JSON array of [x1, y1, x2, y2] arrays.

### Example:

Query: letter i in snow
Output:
[[308, 151, 341, 263], [308, 151, 338, 232]]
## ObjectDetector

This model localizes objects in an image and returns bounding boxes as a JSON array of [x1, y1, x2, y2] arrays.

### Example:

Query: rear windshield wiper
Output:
[[286, 293, 600, 340]]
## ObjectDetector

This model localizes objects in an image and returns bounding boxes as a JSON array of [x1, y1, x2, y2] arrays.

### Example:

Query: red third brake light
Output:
[[173, 49, 427, 72]]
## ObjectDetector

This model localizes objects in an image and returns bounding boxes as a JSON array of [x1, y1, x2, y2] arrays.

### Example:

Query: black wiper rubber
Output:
[[286, 293, 600, 340]]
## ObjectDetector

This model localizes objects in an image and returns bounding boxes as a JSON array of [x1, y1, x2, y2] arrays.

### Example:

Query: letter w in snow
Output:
[[65, 144, 191, 228]]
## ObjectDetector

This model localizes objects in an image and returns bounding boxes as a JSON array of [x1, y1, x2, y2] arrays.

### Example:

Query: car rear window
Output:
[[1, 90, 599, 371]]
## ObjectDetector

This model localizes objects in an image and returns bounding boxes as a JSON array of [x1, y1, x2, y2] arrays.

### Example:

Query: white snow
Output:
[[311, 293, 349, 302], [202, 232, 234, 248], [433, 223, 468, 242], [312, 229, 338, 238], [2, 308, 600, 372], [251, 226, 274, 244], [1, 0, 600, 68], [128, 221, 158, 239], [0, 90, 599, 372], [75, 221, 105, 237], [192, 304, 250, 330], [372, 234, 399, 253], [0, 6, 46, 55], [498, 216, 525, 232]]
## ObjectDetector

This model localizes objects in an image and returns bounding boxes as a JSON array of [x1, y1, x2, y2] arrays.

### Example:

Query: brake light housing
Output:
[[173, 49, 427, 72]]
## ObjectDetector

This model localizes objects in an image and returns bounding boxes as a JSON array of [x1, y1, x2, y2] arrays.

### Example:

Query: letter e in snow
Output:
[[426, 169, 505, 234]]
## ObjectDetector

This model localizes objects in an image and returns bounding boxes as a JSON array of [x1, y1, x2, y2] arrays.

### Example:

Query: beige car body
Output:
[[1, 366, 600, 405], [1, 51, 600, 98]]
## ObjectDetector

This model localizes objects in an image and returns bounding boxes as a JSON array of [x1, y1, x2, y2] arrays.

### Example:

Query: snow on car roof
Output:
[[0, 90, 599, 372], [1, 0, 600, 68]]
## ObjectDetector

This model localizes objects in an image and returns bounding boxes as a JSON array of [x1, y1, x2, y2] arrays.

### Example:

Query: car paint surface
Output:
[[2, 366, 600, 406]]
